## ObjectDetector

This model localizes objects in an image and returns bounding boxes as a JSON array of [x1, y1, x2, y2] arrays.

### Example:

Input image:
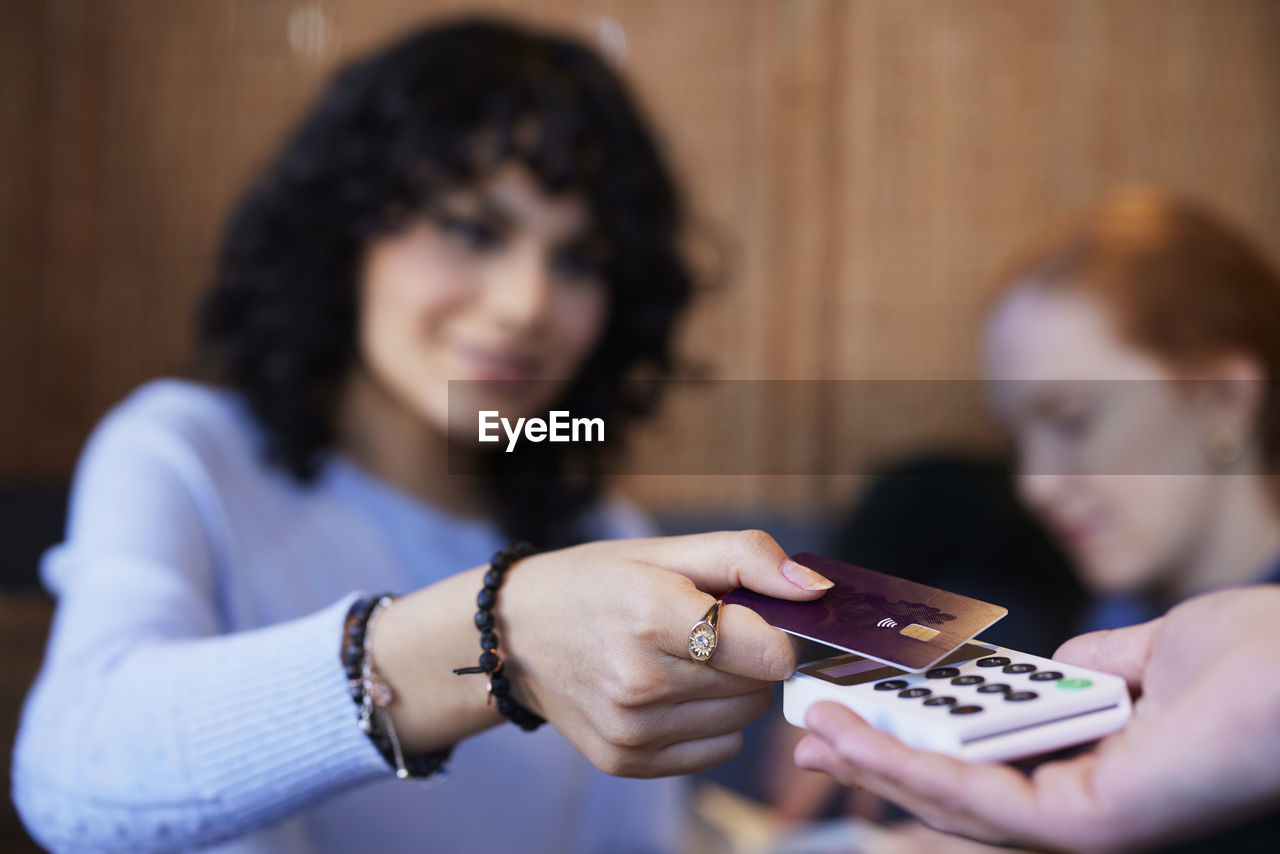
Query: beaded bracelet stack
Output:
[[342, 594, 452, 779], [452, 542, 546, 732]]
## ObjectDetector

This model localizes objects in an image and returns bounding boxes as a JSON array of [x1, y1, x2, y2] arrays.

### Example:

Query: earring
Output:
[[1207, 429, 1243, 468]]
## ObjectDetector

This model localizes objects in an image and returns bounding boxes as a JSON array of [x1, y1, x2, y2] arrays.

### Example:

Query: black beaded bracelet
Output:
[[342, 594, 452, 779], [452, 543, 546, 732]]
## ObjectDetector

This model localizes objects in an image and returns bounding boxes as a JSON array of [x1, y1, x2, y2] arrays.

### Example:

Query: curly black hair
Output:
[[199, 17, 694, 547]]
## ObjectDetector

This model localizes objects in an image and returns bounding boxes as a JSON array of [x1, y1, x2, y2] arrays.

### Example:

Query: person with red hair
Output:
[[798, 188, 1280, 853], [982, 186, 1280, 622]]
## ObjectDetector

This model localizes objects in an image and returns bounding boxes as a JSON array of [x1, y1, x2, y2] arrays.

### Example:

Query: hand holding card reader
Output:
[[724, 553, 1131, 762]]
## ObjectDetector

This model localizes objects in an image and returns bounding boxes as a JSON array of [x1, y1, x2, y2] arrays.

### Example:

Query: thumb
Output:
[[636, 529, 833, 600], [1053, 616, 1162, 691]]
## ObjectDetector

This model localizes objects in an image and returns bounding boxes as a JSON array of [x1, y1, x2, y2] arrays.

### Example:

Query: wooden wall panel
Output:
[[0, 0, 47, 484], [2, 0, 1278, 515]]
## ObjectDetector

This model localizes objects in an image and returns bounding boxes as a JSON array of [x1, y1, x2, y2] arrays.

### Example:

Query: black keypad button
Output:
[[976, 656, 1011, 668], [1030, 671, 1064, 682], [874, 679, 909, 691], [949, 704, 983, 715], [977, 683, 1012, 694], [925, 667, 961, 679], [898, 687, 931, 699], [1005, 691, 1038, 701], [951, 675, 984, 686], [1003, 663, 1037, 674], [923, 696, 957, 706]]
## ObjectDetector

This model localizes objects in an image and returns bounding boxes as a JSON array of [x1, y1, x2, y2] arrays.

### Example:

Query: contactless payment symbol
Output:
[[876, 618, 898, 628]]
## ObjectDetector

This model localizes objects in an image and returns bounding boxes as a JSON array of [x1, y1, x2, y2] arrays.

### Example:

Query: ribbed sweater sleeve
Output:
[[11, 395, 390, 853]]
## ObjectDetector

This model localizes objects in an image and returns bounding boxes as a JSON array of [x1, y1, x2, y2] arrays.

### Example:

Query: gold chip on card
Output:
[[899, 623, 940, 642]]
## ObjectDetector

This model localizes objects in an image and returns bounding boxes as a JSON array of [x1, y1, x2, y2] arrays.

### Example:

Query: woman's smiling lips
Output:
[[451, 341, 542, 384], [1053, 512, 1103, 551]]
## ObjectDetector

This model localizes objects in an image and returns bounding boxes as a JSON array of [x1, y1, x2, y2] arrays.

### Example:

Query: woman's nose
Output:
[[486, 248, 552, 331], [1017, 469, 1063, 514], [1016, 437, 1070, 512]]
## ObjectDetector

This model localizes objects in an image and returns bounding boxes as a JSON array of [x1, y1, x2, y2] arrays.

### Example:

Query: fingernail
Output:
[[782, 559, 834, 591]]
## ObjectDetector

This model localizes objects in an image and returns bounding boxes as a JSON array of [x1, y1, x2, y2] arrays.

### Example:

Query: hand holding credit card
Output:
[[722, 553, 1008, 671]]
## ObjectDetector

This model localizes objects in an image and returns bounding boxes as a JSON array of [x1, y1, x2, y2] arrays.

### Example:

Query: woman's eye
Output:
[[439, 216, 502, 251], [1049, 408, 1093, 439], [551, 246, 605, 285]]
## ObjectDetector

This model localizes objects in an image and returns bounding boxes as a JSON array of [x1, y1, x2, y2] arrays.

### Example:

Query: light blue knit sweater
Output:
[[12, 380, 684, 854]]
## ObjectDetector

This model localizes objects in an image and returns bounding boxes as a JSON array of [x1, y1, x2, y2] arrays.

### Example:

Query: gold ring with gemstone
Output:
[[688, 600, 723, 663]]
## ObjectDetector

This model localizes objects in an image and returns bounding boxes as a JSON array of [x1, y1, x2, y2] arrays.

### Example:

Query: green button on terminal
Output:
[[1056, 678, 1093, 690]]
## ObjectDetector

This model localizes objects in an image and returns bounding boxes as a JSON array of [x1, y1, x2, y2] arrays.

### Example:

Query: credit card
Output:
[[722, 552, 1008, 671]]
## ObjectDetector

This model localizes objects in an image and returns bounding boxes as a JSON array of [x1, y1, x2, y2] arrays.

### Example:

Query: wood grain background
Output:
[[3, 0, 1278, 514]]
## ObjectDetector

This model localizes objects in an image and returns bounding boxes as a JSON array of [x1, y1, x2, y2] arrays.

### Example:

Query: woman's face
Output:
[[356, 163, 610, 437], [982, 285, 1234, 595]]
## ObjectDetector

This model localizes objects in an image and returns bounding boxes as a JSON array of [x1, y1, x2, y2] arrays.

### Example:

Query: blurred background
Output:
[[1, 1, 1277, 850]]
